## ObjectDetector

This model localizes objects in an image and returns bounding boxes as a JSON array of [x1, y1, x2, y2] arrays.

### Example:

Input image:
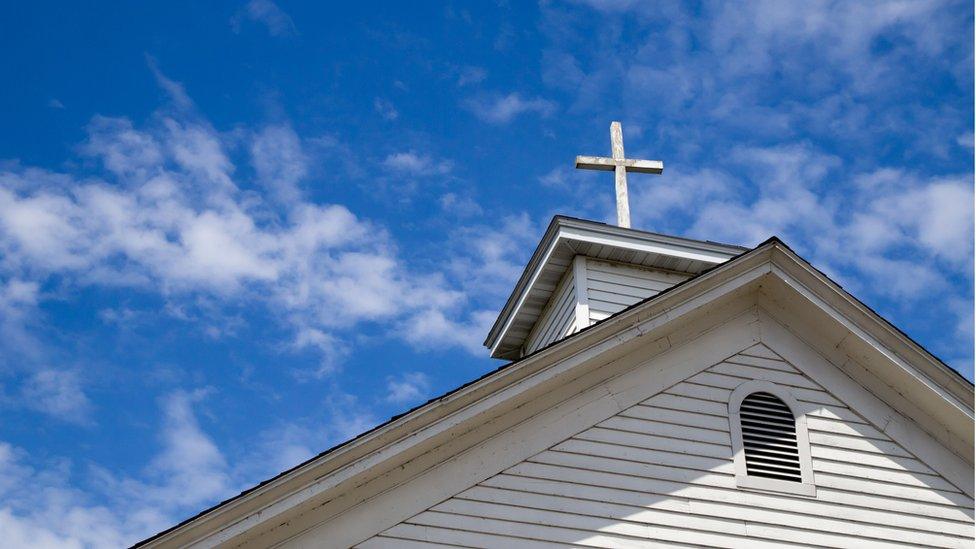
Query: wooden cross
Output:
[[575, 121, 663, 228]]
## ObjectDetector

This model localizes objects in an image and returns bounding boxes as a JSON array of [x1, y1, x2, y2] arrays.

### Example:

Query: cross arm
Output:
[[575, 156, 664, 174], [626, 159, 664, 174], [575, 155, 616, 171]]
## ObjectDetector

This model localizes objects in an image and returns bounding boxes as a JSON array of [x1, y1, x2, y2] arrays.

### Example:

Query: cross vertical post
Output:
[[575, 121, 664, 229], [610, 122, 630, 228]]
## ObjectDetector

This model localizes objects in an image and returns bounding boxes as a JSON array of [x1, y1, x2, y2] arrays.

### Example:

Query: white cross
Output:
[[575, 121, 663, 228]]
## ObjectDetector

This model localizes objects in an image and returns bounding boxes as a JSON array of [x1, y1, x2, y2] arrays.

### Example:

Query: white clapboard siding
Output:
[[524, 268, 577, 354], [585, 259, 690, 323], [359, 344, 975, 548]]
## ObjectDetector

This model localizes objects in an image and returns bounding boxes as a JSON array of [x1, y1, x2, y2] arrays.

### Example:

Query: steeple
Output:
[[486, 125, 743, 359]]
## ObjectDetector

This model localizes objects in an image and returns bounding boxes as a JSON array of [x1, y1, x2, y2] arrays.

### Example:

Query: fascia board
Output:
[[559, 223, 738, 264], [555, 216, 747, 257], [758, 310, 974, 495], [767, 245, 974, 418], [484, 219, 563, 353]]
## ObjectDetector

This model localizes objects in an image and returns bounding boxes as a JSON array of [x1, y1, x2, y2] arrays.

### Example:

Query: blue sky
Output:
[[0, 1, 972, 546]]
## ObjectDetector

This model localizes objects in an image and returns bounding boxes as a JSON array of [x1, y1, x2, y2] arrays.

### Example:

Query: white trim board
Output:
[[757, 269, 973, 463], [728, 379, 816, 496], [758, 310, 974, 497]]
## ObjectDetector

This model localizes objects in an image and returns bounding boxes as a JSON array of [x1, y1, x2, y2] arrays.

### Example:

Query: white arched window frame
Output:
[[729, 380, 816, 497]]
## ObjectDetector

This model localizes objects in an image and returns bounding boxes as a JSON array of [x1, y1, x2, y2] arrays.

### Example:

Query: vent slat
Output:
[[740, 392, 802, 483], [746, 455, 801, 471], [741, 421, 798, 438], [748, 467, 802, 480], [739, 411, 795, 425], [739, 405, 795, 418], [742, 431, 798, 445], [745, 447, 802, 463], [740, 402, 794, 417]]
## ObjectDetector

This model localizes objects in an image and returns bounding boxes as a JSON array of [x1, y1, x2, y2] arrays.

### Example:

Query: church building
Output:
[[137, 124, 975, 548]]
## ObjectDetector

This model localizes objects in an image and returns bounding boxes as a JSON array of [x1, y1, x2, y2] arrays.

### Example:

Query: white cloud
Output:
[[291, 327, 348, 378], [439, 192, 483, 217], [0, 279, 41, 363], [707, 1, 949, 89], [444, 213, 541, 302], [464, 93, 557, 124], [0, 71, 495, 378], [21, 370, 92, 424], [81, 116, 164, 180], [544, 1, 968, 157], [0, 389, 230, 547], [384, 371, 431, 404], [142, 390, 231, 506], [382, 152, 452, 176], [630, 166, 738, 226], [233, 0, 297, 37], [399, 308, 496, 356], [0, 509, 83, 549], [873, 178, 974, 266], [250, 124, 308, 203], [626, 143, 972, 310], [0, 383, 387, 548], [163, 118, 236, 189]]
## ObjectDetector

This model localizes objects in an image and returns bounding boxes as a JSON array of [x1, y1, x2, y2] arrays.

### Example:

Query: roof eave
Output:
[[482, 216, 563, 350], [765, 243, 975, 412]]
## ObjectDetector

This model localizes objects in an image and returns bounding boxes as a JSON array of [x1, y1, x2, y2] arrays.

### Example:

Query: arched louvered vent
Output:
[[739, 392, 802, 482]]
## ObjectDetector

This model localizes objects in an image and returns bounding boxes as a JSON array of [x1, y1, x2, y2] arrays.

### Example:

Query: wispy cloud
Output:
[[0, 65, 489, 384], [145, 55, 193, 110], [384, 371, 430, 404], [539, 0, 972, 369], [21, 370, 92, 424], [463, 92, 557, 124], [0, 279, 41, 365], [0, 381, 374, 547], [439, 192, 483, 217], [382, 151, 452, 175], [456, 66, 487, 87], [232, 0, 297, 37], [250, 124, 308, 203], [629, 143, 974, 310], [373, 97, 399, 121], [0, 389, 228, 547], [538, 166, 571, 188]]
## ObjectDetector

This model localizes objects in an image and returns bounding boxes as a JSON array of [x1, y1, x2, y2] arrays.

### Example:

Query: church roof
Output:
[[134, 231, 973, 549], [484, 216, 747, 359]]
